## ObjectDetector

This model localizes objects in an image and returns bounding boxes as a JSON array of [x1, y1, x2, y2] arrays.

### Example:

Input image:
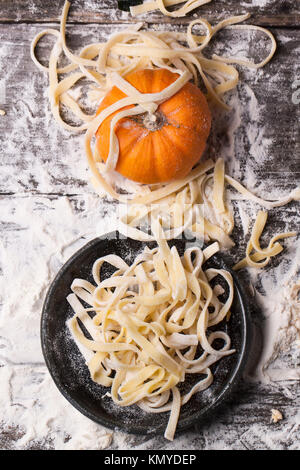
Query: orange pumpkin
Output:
[[95, 68, 211, 184]]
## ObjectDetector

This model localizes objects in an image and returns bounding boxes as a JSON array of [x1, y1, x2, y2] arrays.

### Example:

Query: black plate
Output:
[[41, 233, 251, 437]]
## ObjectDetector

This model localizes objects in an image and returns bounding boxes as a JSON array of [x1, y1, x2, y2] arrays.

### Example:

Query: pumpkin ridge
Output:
[[161, 108, 207, 133], [166, 111, 211, 137], [159, 124, 187, 155], [95, 68, 211, 184], [117, 127, 148, 159], [159, 125, 204, 178], [118, 132, 158, 183], [149, 132, 168, 182], [154, 127, 186, 180], [147, 132, 160, 182]]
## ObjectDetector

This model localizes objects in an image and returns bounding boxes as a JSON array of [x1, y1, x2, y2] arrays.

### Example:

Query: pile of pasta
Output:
[[31, 0, 277, 122], [67, 219, 235, 440], [117, 157, 299, 259], [30, 1, 299, 256]]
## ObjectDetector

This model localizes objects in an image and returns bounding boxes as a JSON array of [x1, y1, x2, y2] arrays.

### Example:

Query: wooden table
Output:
[[0, 0, 299, 450]]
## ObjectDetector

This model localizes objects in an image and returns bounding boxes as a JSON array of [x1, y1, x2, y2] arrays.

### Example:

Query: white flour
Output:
[[241, 0, 273, 7], [246, 247, 300, 384], [0, 18, 299, 449]]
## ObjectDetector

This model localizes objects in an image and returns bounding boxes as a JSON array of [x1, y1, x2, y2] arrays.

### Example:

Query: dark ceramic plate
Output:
[[41, 233, 251, 437]]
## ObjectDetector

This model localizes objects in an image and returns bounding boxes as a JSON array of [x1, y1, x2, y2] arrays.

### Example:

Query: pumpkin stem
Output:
[[142, 111, 166, 132]]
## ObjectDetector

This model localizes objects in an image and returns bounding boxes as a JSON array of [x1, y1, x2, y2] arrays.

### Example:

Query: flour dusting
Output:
[[0, 195, 117, 449], [0, 16, 299, 450]]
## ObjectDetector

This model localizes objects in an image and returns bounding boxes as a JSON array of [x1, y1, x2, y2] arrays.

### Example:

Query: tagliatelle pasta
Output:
[[29, 1, 296, 254], [29, 0, 300, 442], [30, 0, 277, 135], [67, 219, 235, 440], [130, 0, 212, 17], [233, 210, 297, 270], [113, 158, 299, 253], [29, 1, 299, 255]]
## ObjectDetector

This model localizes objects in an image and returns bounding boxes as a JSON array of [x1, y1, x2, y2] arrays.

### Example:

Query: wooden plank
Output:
[[0, 357, 298, 450], [0, 22, 299, 195], [0, 2, 299, 452], [0, 0, 299, 28]]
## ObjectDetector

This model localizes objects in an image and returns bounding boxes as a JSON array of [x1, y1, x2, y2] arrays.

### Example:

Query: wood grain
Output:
[[0, 348, 298, 450], [0, 0, 299, 27], [0, 0, 299, 451], [0, 22, 299, 195], [0, 192, 299, 450]]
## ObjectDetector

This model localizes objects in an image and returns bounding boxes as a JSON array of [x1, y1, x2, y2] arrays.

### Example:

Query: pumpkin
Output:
[[95, 68, 211, 184]]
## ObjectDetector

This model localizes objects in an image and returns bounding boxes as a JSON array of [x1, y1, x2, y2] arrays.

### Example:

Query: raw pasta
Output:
[[233, 210, 297, 270], [130, 0, 212, 18], [29, 1, 296, 254], [67, 219, 235, 440], [29, 0, 300, 442]]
